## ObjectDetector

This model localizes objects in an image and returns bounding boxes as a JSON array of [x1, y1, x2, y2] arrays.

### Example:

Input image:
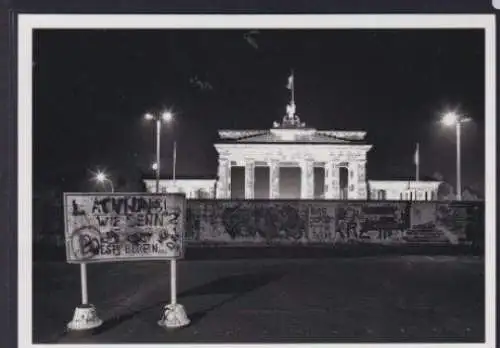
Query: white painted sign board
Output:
[[63, 193, 186, 263]]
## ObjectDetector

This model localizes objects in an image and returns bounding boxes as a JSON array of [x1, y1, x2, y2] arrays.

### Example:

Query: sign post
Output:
[[157, 256, 190, 329], [63, 192, 189, 331], [157, 140, 190, 329], [67, 262, 103, 330]]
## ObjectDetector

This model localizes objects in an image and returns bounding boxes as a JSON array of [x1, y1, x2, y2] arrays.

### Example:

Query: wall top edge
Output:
[[185, 199, 484, 203]]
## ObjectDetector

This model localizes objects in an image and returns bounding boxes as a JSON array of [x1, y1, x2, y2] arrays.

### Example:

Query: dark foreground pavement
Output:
[[33, 254, 484, 344]]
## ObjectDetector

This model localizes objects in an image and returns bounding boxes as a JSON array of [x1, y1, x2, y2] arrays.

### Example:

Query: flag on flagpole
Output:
[[414, 142, 420, 182], [414, 143, 420, 165], [286, 72, 294, 90]]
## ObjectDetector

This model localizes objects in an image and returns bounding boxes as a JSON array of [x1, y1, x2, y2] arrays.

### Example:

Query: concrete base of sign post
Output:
[[67, 304, 103, 331], [158, 303, 190, 329]]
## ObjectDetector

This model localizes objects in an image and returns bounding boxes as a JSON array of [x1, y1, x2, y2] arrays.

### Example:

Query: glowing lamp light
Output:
[[162, 111, 173, 122], [144, 113, 154, 120], [441, 112, 458, 126], [152, 162, 158, 170], [95, 171, 107, 182]]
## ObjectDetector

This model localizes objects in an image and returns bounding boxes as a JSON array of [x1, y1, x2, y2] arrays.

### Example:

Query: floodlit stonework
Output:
[[144, 179, 216, 199], [368, 180, 442, 201], [214, 134, 372, 200]]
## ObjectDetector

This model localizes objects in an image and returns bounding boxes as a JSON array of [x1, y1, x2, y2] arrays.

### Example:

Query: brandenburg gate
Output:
[[214, 99, 372, 200]]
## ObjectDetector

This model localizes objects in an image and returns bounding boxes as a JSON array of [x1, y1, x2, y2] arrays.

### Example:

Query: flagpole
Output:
[[415, 143, 420, 182], [173, 141, 177, 183]]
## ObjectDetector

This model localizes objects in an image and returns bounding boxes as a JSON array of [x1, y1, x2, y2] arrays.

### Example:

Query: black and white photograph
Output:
[[18, 14, 495, 346]]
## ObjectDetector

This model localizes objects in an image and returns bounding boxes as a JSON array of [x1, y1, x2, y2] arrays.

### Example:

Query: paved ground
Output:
[[33, 253, 484, 344]]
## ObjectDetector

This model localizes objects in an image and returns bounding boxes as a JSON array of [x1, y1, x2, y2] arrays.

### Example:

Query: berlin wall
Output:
[[185, 200, 484, 245]]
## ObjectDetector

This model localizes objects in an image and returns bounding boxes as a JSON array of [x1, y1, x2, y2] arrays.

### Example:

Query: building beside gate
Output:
[[144, 76, 441, 200], [143, 178, 216, 199]]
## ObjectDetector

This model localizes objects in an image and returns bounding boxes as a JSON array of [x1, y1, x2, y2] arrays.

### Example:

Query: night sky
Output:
[[33, 29, 485, 194]]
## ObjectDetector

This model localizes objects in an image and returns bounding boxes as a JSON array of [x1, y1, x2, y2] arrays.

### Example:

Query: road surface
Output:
[[33, 254, 484, 343]]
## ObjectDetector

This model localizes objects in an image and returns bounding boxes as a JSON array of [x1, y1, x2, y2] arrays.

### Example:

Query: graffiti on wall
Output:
[[405, 203, 445, 243], [334, 202, 410, 243], [187, 201, 308, 243], [308, 204, 336, 242], [405, 201, 484, 244], [253, 202, 307, 241], [64, 193, 186, 263], [334, 204, 362, 242], [410, 203, 436, 227], [186, 200, 483, 245], [435, 202, 481, 244]]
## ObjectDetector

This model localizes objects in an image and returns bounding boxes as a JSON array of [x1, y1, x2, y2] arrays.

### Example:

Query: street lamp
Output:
[[441, 111, 471, 200], [144, 110, 174, 193], [95, 171, 114, 192], [145, 109, 187, 328]]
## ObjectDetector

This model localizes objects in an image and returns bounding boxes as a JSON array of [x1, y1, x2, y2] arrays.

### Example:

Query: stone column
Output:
[[216, 157, 231, 199], [347, 161, 358, 200], [244, 159, 255, 199], [323, 162, 331, 199], [300, 159, 314, 199], [324, 161, 340, 199], [356, 160, 368, 199], [269, 159, 280, 199]]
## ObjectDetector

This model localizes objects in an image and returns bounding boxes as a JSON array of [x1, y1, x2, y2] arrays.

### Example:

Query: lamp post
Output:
[[441, 111, 471, 201], [145, 109, 188, 328], [95, 171, 114, 192], [145, 110, 173, 193]]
